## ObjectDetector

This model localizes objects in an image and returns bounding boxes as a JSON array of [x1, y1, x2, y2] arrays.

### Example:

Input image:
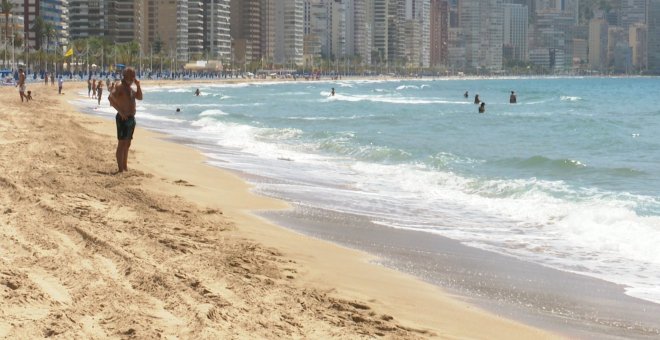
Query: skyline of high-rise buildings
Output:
[[1, 0, 659, 73]]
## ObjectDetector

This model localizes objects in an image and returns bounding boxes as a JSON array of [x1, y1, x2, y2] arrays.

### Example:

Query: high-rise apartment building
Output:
[[303, 0, 322, 64], [372, 0, 388, 64], [306, 0, 345, 60], [69, 0, 106, 40], [70, 0, 139, 46], [572, 38, 587, 64], [430, 0, 448, 67], [145, 0, 188, 61], [459, 0, 503, 71], [262, 0, 303, 66], [230, 0, 261, 64], [387, 0, 406, 65], [405, 0, 431, 68], [629, 23, 647, 70], [107, 0, 142, 44], [19, 0, 69, 50], [621, 0, 647, 32], [617, 0, 647, 48], [648, 0, 660, 73], [607, 26, 631, 72], [503, 3, 528, 62], [344, 0, 372, 65], [189, 1, 204, 58], [204, 0, 231, 60], [588, 17, 608, 70], [532, 9, 576, 70], [41, 0, 68, 46]]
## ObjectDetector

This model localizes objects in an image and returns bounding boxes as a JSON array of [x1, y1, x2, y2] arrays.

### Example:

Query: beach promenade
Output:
[[0, 82, 554, 338]]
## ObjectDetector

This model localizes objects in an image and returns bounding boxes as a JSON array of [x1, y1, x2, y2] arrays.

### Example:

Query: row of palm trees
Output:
[[0, 0, 162, 73], [2, 0, 16, 68], [9, 34, 175, 74]]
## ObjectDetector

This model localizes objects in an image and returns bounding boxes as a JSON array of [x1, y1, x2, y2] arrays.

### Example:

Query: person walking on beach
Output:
[[96, 80, 104, 105], [92, 78, 97, 99], [17, 68, 26, 102], [44, 73, 48, 86], [87, 77, 92, 97], [108, 67, 143, 173], [51, 74, 55, 86], [58, 76, 63, 95], [510, 91, 517, 104]]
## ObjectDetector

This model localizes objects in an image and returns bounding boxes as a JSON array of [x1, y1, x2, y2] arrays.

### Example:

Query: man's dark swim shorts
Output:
[[116, 113, 136, 140]]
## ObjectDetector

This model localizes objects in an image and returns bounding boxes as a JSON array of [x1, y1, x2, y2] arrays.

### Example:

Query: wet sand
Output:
[[262, 205, 660, 339]]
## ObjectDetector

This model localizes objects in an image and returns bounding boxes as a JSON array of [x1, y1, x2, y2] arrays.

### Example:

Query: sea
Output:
[[76, 77, 660, 306]]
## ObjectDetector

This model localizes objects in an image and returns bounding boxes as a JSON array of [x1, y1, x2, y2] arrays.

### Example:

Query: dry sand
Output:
[[0, 81, 556, 338]]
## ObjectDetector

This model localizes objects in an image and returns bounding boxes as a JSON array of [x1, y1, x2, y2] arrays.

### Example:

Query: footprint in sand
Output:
[[28, 272, 72, 305]]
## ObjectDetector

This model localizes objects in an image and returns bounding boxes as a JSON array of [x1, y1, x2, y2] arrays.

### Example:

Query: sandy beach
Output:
[[0, 81, 559, 338]]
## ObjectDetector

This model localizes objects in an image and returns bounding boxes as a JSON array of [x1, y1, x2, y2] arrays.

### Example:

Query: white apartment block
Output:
[[344, 0, 373, 65]]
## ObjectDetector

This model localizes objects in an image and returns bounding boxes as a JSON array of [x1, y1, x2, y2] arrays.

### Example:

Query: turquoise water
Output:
[[80, 77, 660, 304]]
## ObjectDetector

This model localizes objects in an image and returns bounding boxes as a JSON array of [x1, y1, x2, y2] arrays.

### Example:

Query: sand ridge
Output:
[[0, 82, 555, 339]]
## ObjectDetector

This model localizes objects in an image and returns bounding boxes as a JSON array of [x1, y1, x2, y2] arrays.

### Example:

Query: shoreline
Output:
[[0, 82, 554, 337], [72, 78, 660, 338], [262, 205, 660, 339]]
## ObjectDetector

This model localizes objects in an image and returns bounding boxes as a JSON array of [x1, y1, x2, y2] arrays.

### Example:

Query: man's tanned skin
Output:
[[108, 68, 143, 173]]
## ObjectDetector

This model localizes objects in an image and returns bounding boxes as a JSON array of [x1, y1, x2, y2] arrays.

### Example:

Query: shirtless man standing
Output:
[[17, 68, 26, 102], [108, 68, 143, 173]]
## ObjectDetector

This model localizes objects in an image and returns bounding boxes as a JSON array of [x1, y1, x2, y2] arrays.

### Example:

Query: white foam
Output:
[[167, 88, 192, 93], [396, 85, 420, 90], [199, 109, 229, 117], [324, 93, 469, 105]]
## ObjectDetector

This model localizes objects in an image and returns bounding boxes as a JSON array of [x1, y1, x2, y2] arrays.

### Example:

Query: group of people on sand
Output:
[[44, 72, 55, 86], [465, 90, 517, 113], [16, 69, 66, 103], [88, 77, 111, 105]]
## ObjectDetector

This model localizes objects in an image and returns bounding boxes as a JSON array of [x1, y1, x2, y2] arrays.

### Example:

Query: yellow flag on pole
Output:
[[64, 48, 73, 57]]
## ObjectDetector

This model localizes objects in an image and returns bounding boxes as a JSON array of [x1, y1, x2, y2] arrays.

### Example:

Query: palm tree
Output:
[[31, 16, 45, 51], [43, 22, 56, 71], [117, 41, 139, 67], [1, 0, 13, 67], [44, 22, 55, 52]]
